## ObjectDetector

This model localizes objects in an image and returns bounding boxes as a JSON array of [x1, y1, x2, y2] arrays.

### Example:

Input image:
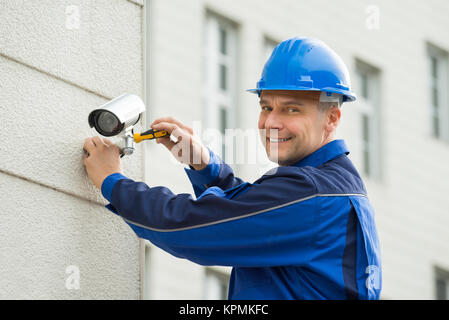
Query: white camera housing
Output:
[[88, 93, 146, 156], [88, 93, 145, 137]]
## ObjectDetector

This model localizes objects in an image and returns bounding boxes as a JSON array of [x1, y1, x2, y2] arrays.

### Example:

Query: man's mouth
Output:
[[267, 137, 292, 143]]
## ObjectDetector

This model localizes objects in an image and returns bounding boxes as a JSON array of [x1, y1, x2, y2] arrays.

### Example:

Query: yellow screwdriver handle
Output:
[[133, 129, 169, 143]]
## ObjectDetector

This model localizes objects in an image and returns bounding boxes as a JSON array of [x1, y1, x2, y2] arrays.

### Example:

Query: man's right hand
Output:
[[150, 117, 210, 170]]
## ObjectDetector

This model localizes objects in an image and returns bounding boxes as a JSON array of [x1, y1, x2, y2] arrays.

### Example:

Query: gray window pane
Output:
[[362, 114, 370, 176], [436, 278, 447, 300], [220, 107, 227, 160], [219, 26, 227, 55], [220, 64, 227, 91], [433, 112, 440, 138], [361, 73, 369, 99], [220, 107, 227, 134], [220, 283, 228, 300], [431, 56, 438, 79], [432, 87, 439, 107]]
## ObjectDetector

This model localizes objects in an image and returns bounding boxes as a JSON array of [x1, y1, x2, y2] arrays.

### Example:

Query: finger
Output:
[[151, 116, 178, 125], [150, 117, 165, 126], [83, 152, 88, 166], [102, 138, 120, 153], [151, 121, 180, 135], [155, 135, 178, 144], [102, 137, 115, 147], [83, 138, 96, 153], [92, 136, 104, 148], [155, 136, 168, 144], [157, 136, 177, 151], [150, 117, 175, 128], [152, 117, 193, 134]]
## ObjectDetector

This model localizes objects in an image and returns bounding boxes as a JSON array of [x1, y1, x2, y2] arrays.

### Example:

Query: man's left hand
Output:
[[83, 136, 123, 190]]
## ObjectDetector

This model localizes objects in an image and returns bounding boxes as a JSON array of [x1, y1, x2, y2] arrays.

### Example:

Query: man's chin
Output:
[[268, 155, 290, 167], [268, 154, 300, 167]]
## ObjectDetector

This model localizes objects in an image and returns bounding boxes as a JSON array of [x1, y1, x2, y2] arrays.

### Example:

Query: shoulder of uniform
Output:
[[255, 166, 318, 191], [303, 158, 367, 195]]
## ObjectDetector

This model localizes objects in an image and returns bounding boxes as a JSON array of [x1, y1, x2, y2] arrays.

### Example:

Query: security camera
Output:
[[89, 93, 145, 137], [88, 93, 145, 157], [87, 93, 169, 157]]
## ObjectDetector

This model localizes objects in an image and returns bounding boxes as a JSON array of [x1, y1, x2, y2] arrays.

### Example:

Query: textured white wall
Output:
[[143, 0, 449, 299], [0, 0, 144, 299]]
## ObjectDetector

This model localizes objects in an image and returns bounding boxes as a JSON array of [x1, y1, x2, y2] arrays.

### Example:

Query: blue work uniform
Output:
[[102, 139, 382, 300]]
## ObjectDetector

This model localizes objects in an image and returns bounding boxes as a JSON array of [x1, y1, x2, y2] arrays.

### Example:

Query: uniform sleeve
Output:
[[183, 148, 245, 198], [102, 168, 318, 267]]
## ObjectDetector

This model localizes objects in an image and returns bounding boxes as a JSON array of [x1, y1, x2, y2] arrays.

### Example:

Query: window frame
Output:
[[427, 43, 449, 141], [354, 60, 382, 181], [203, 13, 238, 163]]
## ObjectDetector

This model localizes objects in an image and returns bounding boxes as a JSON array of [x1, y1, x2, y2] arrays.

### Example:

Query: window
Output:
[[427, 43, 449, 141], [203, 13, 238, 164], [354, 60, 381, 180], [203, 268, 230, 300], [435, 266, 449, 300]]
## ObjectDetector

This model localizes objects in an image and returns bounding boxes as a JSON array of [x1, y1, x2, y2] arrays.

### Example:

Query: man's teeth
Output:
[[269, 138, 291, 142]]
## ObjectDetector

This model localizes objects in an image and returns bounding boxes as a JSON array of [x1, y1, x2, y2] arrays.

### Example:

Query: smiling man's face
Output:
[[258, 90, 340, 166]]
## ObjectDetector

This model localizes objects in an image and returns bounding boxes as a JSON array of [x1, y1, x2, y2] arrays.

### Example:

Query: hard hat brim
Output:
[[246, 88, 357, 102]]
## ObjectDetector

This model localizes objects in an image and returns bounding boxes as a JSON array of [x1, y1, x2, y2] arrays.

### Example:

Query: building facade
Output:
[[0, 0, 144, 299], [1, 0, 448, 299]]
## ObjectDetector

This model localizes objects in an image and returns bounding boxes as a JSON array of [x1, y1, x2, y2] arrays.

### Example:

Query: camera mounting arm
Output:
[[120, 127, 136, 157]]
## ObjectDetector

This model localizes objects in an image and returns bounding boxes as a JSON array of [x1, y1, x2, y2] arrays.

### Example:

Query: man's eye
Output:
[[288, 108, 298, 113], [262, 106, 271, 111]]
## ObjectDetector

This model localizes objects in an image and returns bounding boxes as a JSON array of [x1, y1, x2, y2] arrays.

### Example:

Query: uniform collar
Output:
[[292, 139, 350, 168]]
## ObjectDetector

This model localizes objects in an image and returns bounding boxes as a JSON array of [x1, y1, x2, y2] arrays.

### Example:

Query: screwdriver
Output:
[[133, 129, 169, 143]]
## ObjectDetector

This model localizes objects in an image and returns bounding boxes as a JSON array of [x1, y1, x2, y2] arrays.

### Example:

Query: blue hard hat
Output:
[[248, 37, 356, 102]]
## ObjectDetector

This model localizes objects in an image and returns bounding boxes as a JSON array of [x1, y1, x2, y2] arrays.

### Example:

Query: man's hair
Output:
[[317, 92, 343, 113], [317, 101, 341, 113]]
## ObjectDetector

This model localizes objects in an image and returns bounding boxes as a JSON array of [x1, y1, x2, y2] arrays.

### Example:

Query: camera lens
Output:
[[95, 111, 123, 136]]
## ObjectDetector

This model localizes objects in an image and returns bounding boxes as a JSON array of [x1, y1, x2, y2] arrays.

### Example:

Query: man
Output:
[[83, 37, 382, 299]]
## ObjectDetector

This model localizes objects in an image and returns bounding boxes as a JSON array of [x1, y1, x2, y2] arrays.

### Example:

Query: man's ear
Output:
[[326, 105, 341, 132]]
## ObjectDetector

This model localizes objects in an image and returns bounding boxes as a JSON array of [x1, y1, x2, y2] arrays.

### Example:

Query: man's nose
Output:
[[264, 112, 284, 131]]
